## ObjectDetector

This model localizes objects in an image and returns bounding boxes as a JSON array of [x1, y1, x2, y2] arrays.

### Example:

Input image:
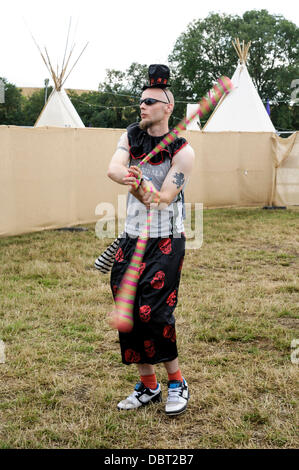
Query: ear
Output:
[[166, 103, 174, 115]]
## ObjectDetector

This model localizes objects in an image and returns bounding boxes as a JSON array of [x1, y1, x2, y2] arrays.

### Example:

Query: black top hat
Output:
[[142, 64, 171, 90]]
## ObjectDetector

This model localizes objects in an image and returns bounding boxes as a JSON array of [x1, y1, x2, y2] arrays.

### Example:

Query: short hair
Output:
[[162, 88, 174, 106]]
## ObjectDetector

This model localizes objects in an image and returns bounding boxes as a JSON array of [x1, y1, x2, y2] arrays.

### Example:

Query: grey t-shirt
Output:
[[125, 158, 185, 237]]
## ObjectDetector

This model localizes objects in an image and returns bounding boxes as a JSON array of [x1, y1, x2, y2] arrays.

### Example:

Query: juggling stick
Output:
[[110, 76, 233, 332]]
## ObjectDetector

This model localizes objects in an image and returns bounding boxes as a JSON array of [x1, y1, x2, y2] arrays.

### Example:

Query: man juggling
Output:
[[106, 64, 232, 415], [107, 65, 194, 416]]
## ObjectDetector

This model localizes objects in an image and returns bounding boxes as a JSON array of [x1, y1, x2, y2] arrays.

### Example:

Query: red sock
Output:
[[140, 373, 158, 390], [168, 369, 183, 383]]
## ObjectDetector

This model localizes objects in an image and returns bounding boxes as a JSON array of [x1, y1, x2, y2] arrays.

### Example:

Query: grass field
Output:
[[0, 207, 298, 449]]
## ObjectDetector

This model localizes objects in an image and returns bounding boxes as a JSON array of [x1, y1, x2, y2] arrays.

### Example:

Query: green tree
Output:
[[291, 104, 299, 130], [69, 63, 148, 128], [68, 88, 139, 128], [22, 87, 53, 126], [0, 78, 26, 125], [168, 10, 299, 130], [98, 62, 148, 96]]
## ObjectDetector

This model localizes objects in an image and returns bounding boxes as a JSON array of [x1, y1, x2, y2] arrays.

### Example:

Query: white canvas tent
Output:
[[186, 104, 201, 130], [33, 21, 87, 128], [203, 39, 276, 132], [35, 88, 85, 128]]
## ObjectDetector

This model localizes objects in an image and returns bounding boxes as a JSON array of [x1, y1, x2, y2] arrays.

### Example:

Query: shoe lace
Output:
[[126, 384, 144, 403], [167, 384, 183, 402]]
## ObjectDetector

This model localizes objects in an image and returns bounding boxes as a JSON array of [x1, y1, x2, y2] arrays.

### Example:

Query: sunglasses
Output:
[[139, 98, 169, 106]]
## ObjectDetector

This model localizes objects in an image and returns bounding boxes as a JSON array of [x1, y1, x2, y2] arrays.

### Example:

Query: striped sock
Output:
[[140, 373, 158, 390], [168, 369, 183, 383]]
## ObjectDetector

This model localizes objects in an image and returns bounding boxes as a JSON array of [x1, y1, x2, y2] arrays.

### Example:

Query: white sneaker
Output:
[[165, 379, 189, 416], [117, 382, 162, 410]]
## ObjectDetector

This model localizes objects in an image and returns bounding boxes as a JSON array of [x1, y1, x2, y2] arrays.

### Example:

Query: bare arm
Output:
[[140, 144, 195, 209], [108, 134, 195, 208], [107, 132, 131, 184], [107, 132, 146, 203]]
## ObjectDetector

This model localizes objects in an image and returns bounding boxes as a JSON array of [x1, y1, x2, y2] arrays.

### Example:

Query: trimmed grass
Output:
[[0, 207, 298, 449]]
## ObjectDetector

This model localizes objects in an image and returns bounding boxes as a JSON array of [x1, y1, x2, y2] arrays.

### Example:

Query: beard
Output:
[[139, 118, 153, 131]]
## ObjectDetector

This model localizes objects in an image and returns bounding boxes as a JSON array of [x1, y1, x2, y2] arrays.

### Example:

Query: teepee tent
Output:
[[203, 39, 276, 132], [186, 104, 201, 130], [33, 21, 87, 128], [35, 88, 85, 128]]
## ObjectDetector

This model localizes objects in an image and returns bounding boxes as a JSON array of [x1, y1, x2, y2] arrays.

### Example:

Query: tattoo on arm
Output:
[[172, 172, 185, 189], [117, 146, 129, 153]]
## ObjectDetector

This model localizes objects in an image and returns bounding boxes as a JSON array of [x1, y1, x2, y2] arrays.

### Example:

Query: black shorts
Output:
[[110, 233, 185, 365]]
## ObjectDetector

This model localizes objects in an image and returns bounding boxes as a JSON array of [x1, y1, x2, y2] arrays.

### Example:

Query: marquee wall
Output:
[[0, 125, 297, 237]]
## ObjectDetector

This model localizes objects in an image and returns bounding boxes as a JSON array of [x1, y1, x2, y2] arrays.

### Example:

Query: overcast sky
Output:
[[1, 0, 298, 90]]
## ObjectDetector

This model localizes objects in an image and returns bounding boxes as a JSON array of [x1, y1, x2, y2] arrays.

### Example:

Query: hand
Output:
[[140, 180, 160, 209], [123, 165, 142, 189]]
